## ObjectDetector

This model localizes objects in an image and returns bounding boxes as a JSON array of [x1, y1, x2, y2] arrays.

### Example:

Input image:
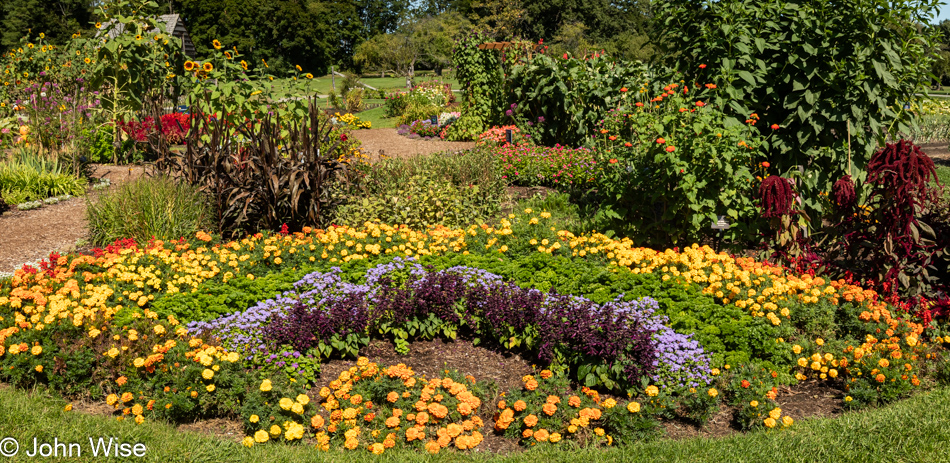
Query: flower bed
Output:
[[0, 211, 941, 452]]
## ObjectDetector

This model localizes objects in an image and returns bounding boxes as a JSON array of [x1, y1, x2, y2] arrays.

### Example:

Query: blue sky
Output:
[[936, 2, 950, 23]]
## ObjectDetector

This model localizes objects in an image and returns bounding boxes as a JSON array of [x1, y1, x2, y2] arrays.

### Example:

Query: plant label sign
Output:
[[711, 215, 730, 230]]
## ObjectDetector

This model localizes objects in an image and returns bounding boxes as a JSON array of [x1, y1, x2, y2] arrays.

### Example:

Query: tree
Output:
[[1, 0, 95, 51], [172, 0, 332, 74], [408, 11, 470, 74]]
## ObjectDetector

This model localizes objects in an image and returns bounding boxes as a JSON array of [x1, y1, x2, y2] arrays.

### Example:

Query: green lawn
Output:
[[3, 384, 949, 462], [937, 165, 950, 200], [266, 76, 459, 97]]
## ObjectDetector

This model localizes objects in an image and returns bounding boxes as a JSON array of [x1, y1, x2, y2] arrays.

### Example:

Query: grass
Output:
[[268, 76, 459, 98], [3, 383, 949, 462], [85, 174, 213, 246], [937, 164, 950, 200], [356, 105, 398, 129]]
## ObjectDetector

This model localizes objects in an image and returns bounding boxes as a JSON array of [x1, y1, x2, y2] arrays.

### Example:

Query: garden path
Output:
[[351, 128, 476, 161], [0, 165, 149, 275]]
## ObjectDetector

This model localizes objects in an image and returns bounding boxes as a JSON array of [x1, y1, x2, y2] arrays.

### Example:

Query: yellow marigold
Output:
[[202, 368, 214, 380], [549, 432, 562, 443], [425, 440, 440, 454], [627, 401, 640, 413], [878, 358, 890, 368], [279, 397, 293, 410], [769, 408, 782, 420], [260, 379, 272, 392], [31, 345, 42, 356], [750, 400, 759, 407], [645, 385, 659, 397], [782, 416, 794, 427], [250, 414, 259, 423], [602, 398, 616, 409], [764, 417, 776, 428], [708, 388, 718, 398]]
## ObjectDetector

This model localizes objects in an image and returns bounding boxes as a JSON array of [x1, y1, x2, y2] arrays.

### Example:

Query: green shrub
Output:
[[398, 100, 442, 126], [345, 88, 364, 113], [332, 174, 493, 229], [86, 174, 212, 246], [656, 0, 939, 221], [332, 148, 505, 229], [593, 79, 766, 246]]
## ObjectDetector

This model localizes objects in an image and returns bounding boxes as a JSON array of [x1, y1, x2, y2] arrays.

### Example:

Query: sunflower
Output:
[[95, 22, 102, 28], [27, 43, 34, 49], [296, 65, 303, 72], [203, 62, 213, 72], [84, 57, 91, 64], [76, 50, 80, 56], [213, 39, 222, 50], [184, 61, 196, 71], [305, 73, 313, 79], [135, 35, 142, 40], [262, 59, 268, 68], [224, 51, 232, 59], [39, 33, 45, 38], [154, 35, 161, 41], [240, 60, 248, 70]]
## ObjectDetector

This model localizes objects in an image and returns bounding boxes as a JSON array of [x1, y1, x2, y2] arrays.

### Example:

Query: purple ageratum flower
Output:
[[505, 110, 513, 116]]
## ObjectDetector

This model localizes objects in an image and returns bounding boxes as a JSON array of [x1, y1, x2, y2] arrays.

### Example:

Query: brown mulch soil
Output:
[[0, 164, 151, 274], [919, 142, 950, 165], [351, 128, 476, 162]]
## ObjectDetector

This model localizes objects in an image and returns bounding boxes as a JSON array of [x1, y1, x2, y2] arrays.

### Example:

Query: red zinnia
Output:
[[620, 87, 628, 92], [699, 64, 707, 69], [608, 135, 617, 141], [762, 162, 770, 168], [771, 124, 779, 130], [656, 138, 666, 144], [695, 101, 706, 107], [635, 102, 644, 107], [666, 146, 676, 152], [609, 158, 618, 164], [741, 380, 750, 388], [624, 142, 632, 147]]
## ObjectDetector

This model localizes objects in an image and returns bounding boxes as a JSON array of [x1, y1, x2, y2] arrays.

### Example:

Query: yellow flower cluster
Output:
[[334, 112, 371, 130]]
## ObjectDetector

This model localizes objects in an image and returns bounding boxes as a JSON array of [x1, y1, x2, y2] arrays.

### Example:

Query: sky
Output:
[[937, 2, 950, 23]]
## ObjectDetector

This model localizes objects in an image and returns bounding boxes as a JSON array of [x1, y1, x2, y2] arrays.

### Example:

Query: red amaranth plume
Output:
[[832, 175, 857, 210], [759, 175, 797, 218]]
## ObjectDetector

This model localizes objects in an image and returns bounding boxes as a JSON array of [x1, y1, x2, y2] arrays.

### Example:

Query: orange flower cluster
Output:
[[312, 359, 484, 454]]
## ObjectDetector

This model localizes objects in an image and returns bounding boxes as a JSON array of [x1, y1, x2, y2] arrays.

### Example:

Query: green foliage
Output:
[[332, 148, 505, 229], [502, 51, 650, 147], [0, 0, 93, 51], [79, 124, 115, 163], [130, 268, 307, 325], [91, 0, 186, 128], [398, 99, 441, 125], [85, 174, 212, 246], [0, 148, 86, 204], [592, 79, 766, 245], [656, 0, 942, 221], [331, 174, 494, 229], [344, 87, 364, 113], [449, 30, 503, 140]]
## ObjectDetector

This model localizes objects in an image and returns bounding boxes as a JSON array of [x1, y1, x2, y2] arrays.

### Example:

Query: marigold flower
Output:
[[260, 379, 272, 392], [645, 385, 659, 397], [627, 401, 640, 413], [764, 417, 776, 428], [513, 400, 527, 411], [708, 388, 718, 398]]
